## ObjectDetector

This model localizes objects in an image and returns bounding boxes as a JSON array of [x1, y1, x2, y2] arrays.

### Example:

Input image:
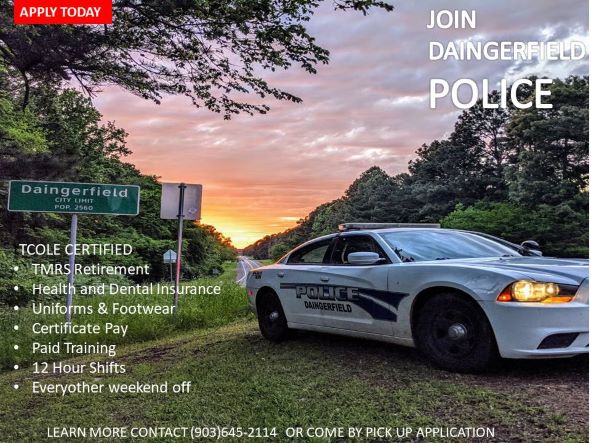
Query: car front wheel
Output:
[[257, 291, 289, 342], [415, 293, 498, 373]]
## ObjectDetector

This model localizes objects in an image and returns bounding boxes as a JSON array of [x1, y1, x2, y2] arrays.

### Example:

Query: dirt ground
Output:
[[288, 328, 589, 441]]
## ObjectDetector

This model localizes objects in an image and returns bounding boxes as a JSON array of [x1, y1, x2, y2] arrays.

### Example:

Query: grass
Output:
[[0, 320, 587, 442], [0, 259, 587, 442], [0, 261, 250, 369]]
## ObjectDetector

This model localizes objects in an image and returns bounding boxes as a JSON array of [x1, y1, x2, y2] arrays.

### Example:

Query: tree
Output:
[[442, 201, 588, 258], [269, 242, 290, 261], [244, 77, 589, 258], [406, 139, 491, 221], [341, 166, 396, 221], [450, 91, 512, 199], [506, 77, 589, 206], [441, 203, 535, 242], [0, 88, 129, 182], [0, 0, 392, 115], [0, 82, 236, 287]]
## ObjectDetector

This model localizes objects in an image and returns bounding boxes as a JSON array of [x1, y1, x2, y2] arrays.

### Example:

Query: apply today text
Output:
[[17, 6, 103, 19]]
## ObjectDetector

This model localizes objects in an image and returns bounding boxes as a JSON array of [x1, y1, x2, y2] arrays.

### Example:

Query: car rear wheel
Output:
[[415, 293, 498, 373], [257, 291, 289, 342]]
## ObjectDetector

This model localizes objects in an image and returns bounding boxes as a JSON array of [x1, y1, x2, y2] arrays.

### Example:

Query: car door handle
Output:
[[320, 276, 330, 282], [277, 272, 285, 278]]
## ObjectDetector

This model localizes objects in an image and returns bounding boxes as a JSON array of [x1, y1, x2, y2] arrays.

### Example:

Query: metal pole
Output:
[[169, 261, 173, 283], [173, 184, 186, 315], [65, 214, 78, 323]]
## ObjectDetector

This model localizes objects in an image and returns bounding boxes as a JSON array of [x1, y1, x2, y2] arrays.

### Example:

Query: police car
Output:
[[246, 223, 589, 372]]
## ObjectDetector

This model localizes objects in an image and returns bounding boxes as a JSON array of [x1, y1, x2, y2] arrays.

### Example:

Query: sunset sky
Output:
[[94, 0, 588, 248]]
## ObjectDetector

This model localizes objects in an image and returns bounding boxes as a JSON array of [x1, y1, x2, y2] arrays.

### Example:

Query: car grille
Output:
[[537, 333, 579, 349]]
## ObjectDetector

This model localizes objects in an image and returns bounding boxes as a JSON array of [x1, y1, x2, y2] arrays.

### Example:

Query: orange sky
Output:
[[95, 85, 421, 248], [95, 85, 361, 247], [93, 1, 588, 248]]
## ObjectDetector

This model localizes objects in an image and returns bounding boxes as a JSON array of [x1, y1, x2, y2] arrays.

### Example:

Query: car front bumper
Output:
[[482, 282, 589, 359]]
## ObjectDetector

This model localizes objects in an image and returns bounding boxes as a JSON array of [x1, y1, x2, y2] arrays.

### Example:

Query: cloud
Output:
[[94, 0, 589, 247]]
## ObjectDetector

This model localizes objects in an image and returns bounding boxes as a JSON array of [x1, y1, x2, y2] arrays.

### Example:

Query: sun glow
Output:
[[200, 201, 300, 249]]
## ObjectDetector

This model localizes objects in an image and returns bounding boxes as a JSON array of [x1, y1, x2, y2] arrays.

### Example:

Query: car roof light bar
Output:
[[338, 223, 441, 232]]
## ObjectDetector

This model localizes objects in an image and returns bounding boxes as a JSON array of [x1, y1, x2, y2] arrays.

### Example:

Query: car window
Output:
[[287, 239, 332, 264], [380, 230, 521, 262], [330, 235, 388, 265]]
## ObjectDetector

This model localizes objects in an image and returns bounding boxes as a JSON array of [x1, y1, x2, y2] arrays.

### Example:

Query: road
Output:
[[235, 256, 262, 287]]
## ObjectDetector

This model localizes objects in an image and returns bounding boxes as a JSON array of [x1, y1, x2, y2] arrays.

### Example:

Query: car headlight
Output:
[[497, 280, 578, 303]]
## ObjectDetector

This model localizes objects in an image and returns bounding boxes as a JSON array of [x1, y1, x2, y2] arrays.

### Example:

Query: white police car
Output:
[[246, 223, 589, 372]]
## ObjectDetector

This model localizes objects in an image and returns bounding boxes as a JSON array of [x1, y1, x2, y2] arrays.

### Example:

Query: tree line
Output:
[[245, 77, 589, 260], [0, 77, 236, 305]]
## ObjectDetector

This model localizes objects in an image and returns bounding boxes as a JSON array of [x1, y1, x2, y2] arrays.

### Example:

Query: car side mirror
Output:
[[347, 251, 383, 265], [520, 240, 542, 256]]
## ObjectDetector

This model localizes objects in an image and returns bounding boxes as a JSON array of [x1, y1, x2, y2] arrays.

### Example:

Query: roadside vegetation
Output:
[[0, 84, 237, 304], [0, 262, 250, 370]]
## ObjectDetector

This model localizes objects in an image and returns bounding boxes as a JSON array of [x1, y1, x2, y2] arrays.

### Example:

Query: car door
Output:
[[277, 237, 334, 327], [319, 234, 394, 336]]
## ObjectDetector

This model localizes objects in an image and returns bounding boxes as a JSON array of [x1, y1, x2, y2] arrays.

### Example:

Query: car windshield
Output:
[[379, 230, 521, 262]]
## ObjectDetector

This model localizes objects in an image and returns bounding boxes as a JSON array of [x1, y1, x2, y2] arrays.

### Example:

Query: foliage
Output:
[[269, 242, 290, 261], [0, 82, 236, 306], [441, 202, 588, 257], [0, 261, 249, 369], [0, 97, 47, 153], [505, 77, 589, 206], [441, 203, 534, 241], [0, 0, 392, 117], [245, 76, 589, 259]]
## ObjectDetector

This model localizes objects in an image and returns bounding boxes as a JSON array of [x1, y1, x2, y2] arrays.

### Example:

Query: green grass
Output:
[[1, 261, 251, 369], [0, 259, 587, 442], [0, 320, 587, 442]]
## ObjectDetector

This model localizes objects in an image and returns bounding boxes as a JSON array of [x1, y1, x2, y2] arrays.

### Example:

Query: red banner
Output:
[[14, 0, 112, 25]]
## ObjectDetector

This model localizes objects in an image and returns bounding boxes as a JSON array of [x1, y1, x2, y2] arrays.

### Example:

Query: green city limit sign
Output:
[[8, 180, 140, 215]]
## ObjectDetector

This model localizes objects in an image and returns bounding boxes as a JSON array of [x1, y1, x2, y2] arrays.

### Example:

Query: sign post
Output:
[[173, 183, 186, 315], [8, 180, 140, 322], [65, 214, 78, 323], [160, 183, 202, 315]]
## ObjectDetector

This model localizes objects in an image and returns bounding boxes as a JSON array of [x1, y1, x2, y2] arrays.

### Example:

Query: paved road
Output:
[[236, 256, 262, 287]]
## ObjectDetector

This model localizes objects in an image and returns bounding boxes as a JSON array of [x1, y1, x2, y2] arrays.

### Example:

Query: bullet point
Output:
[[13, 286, 18, 291], [13, 345, 18, 350], [13, 266, 18, 272], [14, 365, 19, 370], [13, 384, 19, 390], [14, 325, 19, 331], [13, 306, 19, 311]]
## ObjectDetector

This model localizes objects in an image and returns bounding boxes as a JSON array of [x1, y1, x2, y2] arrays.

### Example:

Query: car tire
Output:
[[257, 291, 289, 342], [415, 293, 498, 373]]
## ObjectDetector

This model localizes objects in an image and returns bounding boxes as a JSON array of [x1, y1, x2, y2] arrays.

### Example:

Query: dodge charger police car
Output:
[[246, 223, 589, 372]]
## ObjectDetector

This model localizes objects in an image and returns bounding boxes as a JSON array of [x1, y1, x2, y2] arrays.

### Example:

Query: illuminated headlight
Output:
[[513, 281, 559, 301], [497, 280, 578, 303]]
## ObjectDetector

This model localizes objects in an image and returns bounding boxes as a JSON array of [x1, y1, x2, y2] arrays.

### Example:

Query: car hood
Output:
[[436, 256, 589, 285]]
